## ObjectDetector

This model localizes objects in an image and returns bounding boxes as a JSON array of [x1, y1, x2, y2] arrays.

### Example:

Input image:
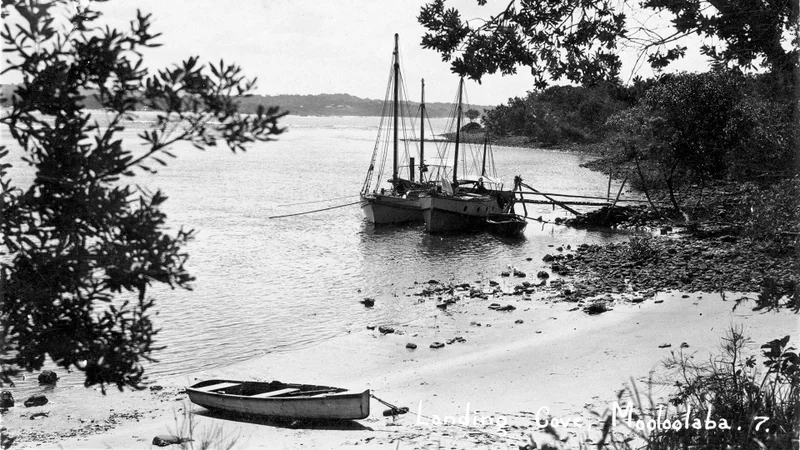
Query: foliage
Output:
[[483, 83, 631, 145], [724, 97, 795, 180], [418, 0, 625, 87], [464, 108, 480, 123], [604, 71, 795, 213], [0, 0, 285, 391], [641, 71, 745, 183], [738, 177, 800, 250], [418, 0, 798, 85], [660, 329, 798, 449], [459, 121, 482, 133], [594, 328, 799, 449], [642, 0, 799, 75]]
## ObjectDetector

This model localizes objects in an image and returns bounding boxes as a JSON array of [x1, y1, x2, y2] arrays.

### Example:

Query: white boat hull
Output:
[[420, 193, 505, 233], [361, 193, 423, 224], [186, 380, 370, 420]]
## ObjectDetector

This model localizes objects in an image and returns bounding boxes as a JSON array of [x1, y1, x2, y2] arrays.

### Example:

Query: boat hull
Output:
[[361, 193, 423, 224], [486, 214, 527, 237], [186, 380, 370, 420], [420, 193, 506, 233]]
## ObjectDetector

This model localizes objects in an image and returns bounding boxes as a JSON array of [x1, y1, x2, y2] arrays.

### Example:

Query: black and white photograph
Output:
[[1, 0, 797, 448]]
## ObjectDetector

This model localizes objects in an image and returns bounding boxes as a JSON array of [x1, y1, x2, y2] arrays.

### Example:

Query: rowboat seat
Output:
[[250, 388, 300, 398], [194, 382, 241, 392]]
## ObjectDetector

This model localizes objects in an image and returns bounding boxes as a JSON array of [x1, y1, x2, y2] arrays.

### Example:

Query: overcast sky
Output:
[[5, 0, 711, 105]]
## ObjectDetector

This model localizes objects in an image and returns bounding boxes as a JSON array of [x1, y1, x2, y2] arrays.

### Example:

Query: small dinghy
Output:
[[485, 213, 527, 236], [186, 379, 370, 420]]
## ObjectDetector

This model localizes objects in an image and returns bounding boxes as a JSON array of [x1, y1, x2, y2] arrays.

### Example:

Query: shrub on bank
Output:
[[739, 176, 800, 252], [594, 327, 799, 449]]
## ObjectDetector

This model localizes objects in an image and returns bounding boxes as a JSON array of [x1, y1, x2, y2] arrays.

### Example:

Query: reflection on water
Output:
[[2, 114, 633, 394]]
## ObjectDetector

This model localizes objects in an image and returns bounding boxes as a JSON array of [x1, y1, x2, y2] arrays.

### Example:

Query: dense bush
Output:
[[739, 177, 800, 250], [483, 83, 632, 145], [596, 328, 799, 449], [603, 71, 795, 214], [725, 97, 795, 180]]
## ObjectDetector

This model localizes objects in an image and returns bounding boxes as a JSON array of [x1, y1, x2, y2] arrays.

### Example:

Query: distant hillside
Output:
[[0, 85, 493, 117]]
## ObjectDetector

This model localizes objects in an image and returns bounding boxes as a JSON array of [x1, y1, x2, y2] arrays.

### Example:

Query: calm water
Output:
[[2, 113, 631, 392]]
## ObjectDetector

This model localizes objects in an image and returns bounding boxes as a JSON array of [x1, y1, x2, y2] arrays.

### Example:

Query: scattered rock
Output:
[[542, 254, 555, 262], [659, 343, 672, 348], [501, 271, 511, 277], [513, 270, 527, 278], [583, 301, 611, 315], [360, 297, 375, 307], [430, 342, 445, 349], [536, 271, 550, 279], [23, 395, 48, 408], [152, 435, 191, 447], [366, 325, 376, 330], [515, 319, 524, 324], [406, 343, 417, 349], [489, 304, 516, 311], [149, 385, 164, 391], [37, 370, 58, 385], [0, 390, 14, 408], [378, 326, 395, 335]]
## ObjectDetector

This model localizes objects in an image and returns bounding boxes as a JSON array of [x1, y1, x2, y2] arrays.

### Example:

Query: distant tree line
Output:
[[481, 79, 653, 145], [0, 85, 483, 118]]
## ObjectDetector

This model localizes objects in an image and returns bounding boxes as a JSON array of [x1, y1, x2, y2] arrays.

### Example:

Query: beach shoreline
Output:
[[4, 273, 796, 449]]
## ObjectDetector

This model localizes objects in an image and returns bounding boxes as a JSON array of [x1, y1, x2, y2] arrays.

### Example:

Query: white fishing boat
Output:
[[360, 34, 445, 225], [420, 78, 515, 233]]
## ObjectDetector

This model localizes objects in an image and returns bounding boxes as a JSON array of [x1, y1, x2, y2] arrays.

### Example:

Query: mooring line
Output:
[[268, 201, 361, 219], [278, 194, 360, 207]]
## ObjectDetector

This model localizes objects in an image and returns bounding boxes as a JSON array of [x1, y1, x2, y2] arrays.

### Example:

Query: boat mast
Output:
[[419, 78, 425, 182], [392, 33, 399, 183], [452, 77, 464, 186], [481, 131, 488, 177]]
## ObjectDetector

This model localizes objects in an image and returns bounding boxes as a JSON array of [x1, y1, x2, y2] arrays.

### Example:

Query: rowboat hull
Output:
[[361, 193, 423, 224], [186, 380, 370, 420], [485, 213, 527, 236], [420, 192, 509, 233]]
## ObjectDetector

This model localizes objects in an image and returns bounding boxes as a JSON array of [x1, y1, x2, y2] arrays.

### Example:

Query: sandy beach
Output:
[[5, 282, 796, 449]]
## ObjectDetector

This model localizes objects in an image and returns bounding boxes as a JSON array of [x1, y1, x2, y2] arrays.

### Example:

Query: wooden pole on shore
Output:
[[604, 177, 629, 223], [519, 181, 580, 215]]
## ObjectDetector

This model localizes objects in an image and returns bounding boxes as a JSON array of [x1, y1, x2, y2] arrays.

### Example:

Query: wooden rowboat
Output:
[[186, 379, 370, 420], [485, 213, 527, 236]]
